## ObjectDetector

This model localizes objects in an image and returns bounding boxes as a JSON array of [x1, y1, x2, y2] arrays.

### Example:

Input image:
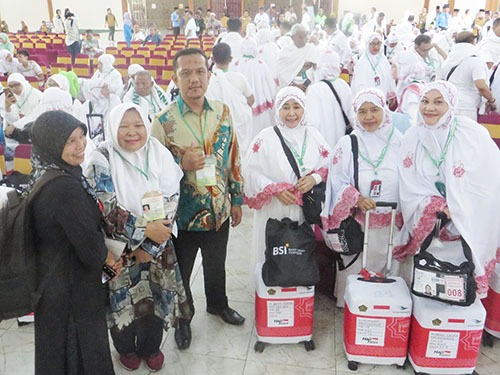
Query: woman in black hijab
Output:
[[30, 111, 117, 375]]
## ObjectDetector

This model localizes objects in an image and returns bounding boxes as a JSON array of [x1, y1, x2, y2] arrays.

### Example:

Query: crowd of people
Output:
[[1, 2, 500, 374]]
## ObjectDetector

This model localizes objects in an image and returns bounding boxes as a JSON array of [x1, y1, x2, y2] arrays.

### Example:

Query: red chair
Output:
[[142, 64, 159, 80], [129, 54, 147, 65], [50, 63, 70, 74], [72, 64, 92, 78], [13, 144, 32, 175], [0, 145, 6, 176]]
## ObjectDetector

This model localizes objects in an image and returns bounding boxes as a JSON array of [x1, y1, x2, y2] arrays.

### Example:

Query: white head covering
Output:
[[241, 37, 258, 57], [275, 86, 307, 128], [98, 54, 115, 73], [7, 73, 31, 99], [352, 88, 392, 133], [48, 73, 70, 92], [105, 103, 183, 217], [246, 23, 257, 39], [39, 87, 73, 113], [315, 50, 341, 81], [365, 32, 384, 56], [128, 64, 144, 77], [396, 80, 500, 296], [256, 29, 270, 45]]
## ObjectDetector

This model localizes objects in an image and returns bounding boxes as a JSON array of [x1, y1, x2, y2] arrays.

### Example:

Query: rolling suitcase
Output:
[[482, 263, 500, 346], [408, 295, 485, 374], [254, 263, 315, 353], [343, 202, 412, 371]]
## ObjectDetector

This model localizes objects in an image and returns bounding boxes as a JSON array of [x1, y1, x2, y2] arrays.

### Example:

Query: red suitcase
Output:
[[343, 202, 412, 371], [254, 263, 315, 352], [482, 263, 500, 346]]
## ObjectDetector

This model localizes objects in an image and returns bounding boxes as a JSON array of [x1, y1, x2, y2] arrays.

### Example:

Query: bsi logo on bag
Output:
[[273, 242, 306, 256]]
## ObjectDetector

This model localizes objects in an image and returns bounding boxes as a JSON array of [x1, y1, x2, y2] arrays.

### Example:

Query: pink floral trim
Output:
[[253, 100, 274, 116], [252, 138, 263, 153], [319, 145, 329, 158], [332, 147, 343, 165], [313, 167, 328, 182], [244, 182, 297, 209], [403, 153, 414, 169], [321, 185, 360, 230], [453, 161, 465, 178], [354, 211, 404, 229], [476, 251, 500, 296], [393, 196, 447, 262]]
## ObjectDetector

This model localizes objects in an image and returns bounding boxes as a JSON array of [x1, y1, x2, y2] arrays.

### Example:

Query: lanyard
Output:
[[144, 93, 158, 114], [114, 145, 150, 180], [367, 54, 380, 76], [422, 118, 457, 176], [358, 126, 394, 175], [177, 101, 208, 151], [15, 86, 33, 112], [285, 130, 308, 171]]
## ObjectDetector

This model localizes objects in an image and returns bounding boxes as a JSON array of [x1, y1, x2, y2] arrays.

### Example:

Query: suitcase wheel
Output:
[[482, 330, 495, 347], [254, 341, 265, 353], [347, 360, 358, 371], [304, 340, 315, 351], [396, 358, 409, 370]]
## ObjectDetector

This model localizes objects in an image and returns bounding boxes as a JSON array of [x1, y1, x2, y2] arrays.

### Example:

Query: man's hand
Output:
[[230, 206, 242, 227], [181, 142, 205, 171], [4, 124, 15, 137], [277, 190, 297, 206]]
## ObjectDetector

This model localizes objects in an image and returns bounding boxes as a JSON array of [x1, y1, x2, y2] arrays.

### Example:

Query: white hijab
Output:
[[243, 86, 330, 207], [105, 103, 183, 218], [397, 81, 500, 296], [48, 73, 70, 92], [321, 88, 403, 230], [393, 50, 426, 104], [39, 87, 73, 113]]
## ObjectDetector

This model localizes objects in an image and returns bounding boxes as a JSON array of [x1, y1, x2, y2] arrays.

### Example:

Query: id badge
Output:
[[369, 180, 382, 198], [374, 76, 381, 86], [196, 154, 217, 186]]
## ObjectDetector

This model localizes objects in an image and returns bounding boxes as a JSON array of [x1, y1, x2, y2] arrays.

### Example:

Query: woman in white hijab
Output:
[[86, 103, 192, 371], [392, 51, 426, 126], [245, 22, 257, 39], [46, 73, 83, 114], [256, 28, 279, 80], [306, 50, 355, 148], [75, 77, 121, 147], [396, 81, 500, 298], [351, 33, 396, 105], [243, 86, 330, 284], [3, 73, 42, 132], [321, 88, 404, 307], [91, 54, 123, 98], [232, 37, 277, 137], [0, 50, 17, 75]]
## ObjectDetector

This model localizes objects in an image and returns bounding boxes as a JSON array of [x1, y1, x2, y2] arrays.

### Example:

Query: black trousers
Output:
[[110, 315, 163, 357], [173, 220, 230, 319]]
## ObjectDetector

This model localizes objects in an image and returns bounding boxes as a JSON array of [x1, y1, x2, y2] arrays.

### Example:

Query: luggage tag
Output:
[[369, 180, 382, 198], [374, 75, 381, 86], [196, 154, 217, 186]]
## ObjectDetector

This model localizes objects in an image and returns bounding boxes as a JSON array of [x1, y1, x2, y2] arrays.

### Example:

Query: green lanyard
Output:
[[422, 117, 457, 177], [358, 126, 394, 175], [144, 93, 158, 114], [423, 56, 435, 70], [15, 86, 33, 112], [114, 145, 150, 180], [367, 54, 380, 76], [177, 101, 208, 151], [285, 130, 308, 172]]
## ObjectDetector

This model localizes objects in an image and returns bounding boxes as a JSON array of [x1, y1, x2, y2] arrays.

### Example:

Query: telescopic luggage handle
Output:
[[361, 202, 398, 278]]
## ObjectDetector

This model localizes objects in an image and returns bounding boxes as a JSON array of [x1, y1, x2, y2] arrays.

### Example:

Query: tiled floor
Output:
[[1, 206, 499, 374]]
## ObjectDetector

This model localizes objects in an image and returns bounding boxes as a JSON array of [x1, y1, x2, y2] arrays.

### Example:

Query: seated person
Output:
[[143, 27, 161, 46], [81, 30, 103, 59], [123, 70, 169, 119], [132, 24, 145, 43], [13, 49, 44, 86]]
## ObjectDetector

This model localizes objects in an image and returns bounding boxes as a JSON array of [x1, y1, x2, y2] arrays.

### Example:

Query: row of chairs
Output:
[[0, 144, 32, 176]]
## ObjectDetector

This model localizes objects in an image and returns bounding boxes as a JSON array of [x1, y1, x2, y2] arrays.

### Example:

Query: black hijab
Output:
[[28, 111, 96, 200]]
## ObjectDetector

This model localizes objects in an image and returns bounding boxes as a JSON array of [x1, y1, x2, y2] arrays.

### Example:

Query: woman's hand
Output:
[[277, 190, 298, 206], [128, 247, 153, 264], [357, 196, 376, 212], [443, 207, 451, 219], [296, 175, 316, 193], [105, 252, 123, 279], [145, 219, 172, 244]]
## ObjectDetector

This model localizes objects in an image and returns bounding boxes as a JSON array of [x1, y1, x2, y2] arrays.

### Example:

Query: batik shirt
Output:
[[151, 95, 243, 231]]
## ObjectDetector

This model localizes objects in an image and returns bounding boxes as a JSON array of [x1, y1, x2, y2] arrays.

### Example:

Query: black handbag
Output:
[[273, 126, 325, 225], [262, 217, 319, 287], [322, 135, 364, 268], [411, 215, 477, 306]]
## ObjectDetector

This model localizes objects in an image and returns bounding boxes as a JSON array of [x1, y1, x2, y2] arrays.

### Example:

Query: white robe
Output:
[[276, 43, 319, 89]]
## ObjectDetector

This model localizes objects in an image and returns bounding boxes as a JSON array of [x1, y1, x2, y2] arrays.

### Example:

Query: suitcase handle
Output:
[[361, 202, 398, 276]]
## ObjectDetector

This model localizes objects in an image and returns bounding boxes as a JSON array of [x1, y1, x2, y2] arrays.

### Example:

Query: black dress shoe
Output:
[[175, 320, 191, 350], [207, 306, 245, 325]]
